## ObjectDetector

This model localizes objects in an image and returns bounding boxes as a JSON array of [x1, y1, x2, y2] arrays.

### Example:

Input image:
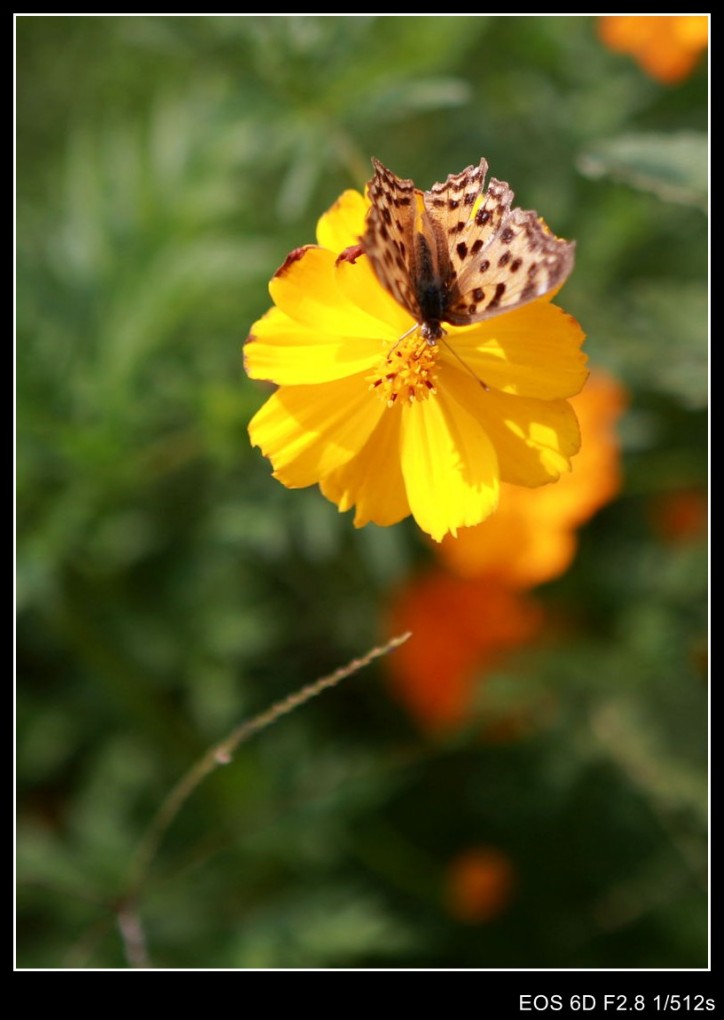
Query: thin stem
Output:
[[117, 905, 151, 969], [126, 632, 412, 899]]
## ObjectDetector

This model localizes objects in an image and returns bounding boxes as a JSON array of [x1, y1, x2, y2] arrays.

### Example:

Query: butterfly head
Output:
[[419, 320, 446, 345]]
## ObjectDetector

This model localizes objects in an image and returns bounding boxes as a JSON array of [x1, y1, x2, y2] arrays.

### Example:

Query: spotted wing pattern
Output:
[[422, 160, 513, 272], [363, 159, 420, 321], [363, 157, 575, 330], [443, 203, 575, 325]]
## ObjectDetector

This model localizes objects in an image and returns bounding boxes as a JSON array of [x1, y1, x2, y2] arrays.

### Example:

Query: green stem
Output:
[[126, 631, 412, 900]]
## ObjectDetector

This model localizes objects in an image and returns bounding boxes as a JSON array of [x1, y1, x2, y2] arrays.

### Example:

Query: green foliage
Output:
[[17, 15, 707, 969], [579, 132, 708, 210]]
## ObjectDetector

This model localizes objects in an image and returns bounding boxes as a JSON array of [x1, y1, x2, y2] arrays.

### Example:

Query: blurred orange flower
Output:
[[445, 847, 516, 924], [387, 573, 543, 731], [650, 488, 708, 544], [384, 371, 625, 731], [599, 16, 708, 84], [436, 372, 626, 588]]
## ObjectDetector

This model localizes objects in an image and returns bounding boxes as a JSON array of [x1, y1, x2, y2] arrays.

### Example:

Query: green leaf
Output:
[[578, 132, 708, 210]]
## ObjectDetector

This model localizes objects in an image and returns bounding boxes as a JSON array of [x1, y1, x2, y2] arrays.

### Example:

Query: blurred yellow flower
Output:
[[246, 187, 587, 542], [436, 372, 626, 587], [599, 16, 708, 84]]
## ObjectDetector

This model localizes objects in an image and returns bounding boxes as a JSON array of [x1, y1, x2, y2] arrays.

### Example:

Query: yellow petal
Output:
[[249, 374, 384, 487], [316, 189, 368, 251], [400, 387, 499, 542], [532, 371, 625, 525], [438, 485, 580, 588], [335, 255, 414, 336], [436, 370, 625, 588], [245, 306, 380, 385], [449, 299, 588, 400], [270, 246, 394, 337], [320, 403, 410, 527], [443, 366, 581, 487]]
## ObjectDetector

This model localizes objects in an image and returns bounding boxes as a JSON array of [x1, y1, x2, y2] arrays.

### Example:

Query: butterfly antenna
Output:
[[386, 322, 422, 361], [438, 336, 490, 392]]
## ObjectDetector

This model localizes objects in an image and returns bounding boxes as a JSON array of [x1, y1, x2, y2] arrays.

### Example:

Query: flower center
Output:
[[367, 332, 440, 407]]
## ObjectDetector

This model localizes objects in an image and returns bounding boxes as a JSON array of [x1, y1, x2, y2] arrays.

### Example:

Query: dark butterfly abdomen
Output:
[[417, 283, 447, 324], [413, 231, 451, 342]]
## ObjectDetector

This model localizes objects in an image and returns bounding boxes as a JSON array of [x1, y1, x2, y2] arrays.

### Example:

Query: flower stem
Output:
[[126, 631, 412, 901]]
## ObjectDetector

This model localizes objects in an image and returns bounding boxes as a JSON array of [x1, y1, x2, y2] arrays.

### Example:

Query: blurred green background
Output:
[[17, 16, 707, 969]]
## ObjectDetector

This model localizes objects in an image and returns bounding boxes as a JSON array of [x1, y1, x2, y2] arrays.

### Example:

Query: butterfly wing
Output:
[[431, 165, 574, 324], [363, 159, 421, 322], [422, 160, 514, 293], [364, 158, 575, 329]]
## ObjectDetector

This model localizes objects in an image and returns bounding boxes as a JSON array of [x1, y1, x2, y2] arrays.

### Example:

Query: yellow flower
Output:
[[246, 187, 587, 542], [436, 371, 627, 587], [599, 16, 708, 84]]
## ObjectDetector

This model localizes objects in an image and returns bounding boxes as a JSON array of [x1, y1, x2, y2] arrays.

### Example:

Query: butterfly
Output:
[[362, 157, 575, 346]]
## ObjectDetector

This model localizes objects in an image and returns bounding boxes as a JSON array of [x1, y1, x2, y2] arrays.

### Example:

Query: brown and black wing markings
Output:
[[362, 157, 575, 332], [445, 206, 575, 324], [363, 158, 420, 322]]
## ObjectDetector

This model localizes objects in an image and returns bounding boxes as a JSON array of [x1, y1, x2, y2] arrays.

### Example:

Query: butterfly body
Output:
[[362, 158, 575, 343], [411, 232, 448, 343]]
